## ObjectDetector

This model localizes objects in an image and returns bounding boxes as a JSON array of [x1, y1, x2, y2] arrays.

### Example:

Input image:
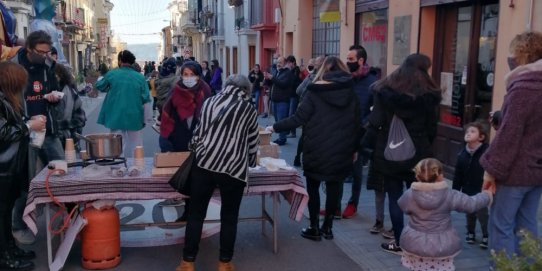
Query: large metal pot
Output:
[[76, 133, 123, 159]]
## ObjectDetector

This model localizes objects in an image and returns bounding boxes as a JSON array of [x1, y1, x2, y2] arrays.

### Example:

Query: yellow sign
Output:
[[97, 18, 108, 24], [319, 0, 340, 23]]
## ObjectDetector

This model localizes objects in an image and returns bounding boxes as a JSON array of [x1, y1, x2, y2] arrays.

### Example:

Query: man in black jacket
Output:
[[11, 30, 64, 245], [265, 56, 294, 145], [341, 45, 378, 219]]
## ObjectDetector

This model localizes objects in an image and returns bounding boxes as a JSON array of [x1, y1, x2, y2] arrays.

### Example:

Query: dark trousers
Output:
[[466, 207, 489, 236], [0, 178, 19, 251], [295, 130, 304, 159], [152, 97, 158, 111], [306, 177, 342, 225], [385, 179, 412, 246], [183, 165, 246, 262]]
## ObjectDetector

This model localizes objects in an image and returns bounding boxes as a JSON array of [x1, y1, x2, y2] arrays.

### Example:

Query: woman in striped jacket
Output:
[[177, 74, 259, 271]]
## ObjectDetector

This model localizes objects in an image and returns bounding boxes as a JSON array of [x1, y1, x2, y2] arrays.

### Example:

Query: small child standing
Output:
[[452, 122, 490, 248], [399, 158, 491, 271]]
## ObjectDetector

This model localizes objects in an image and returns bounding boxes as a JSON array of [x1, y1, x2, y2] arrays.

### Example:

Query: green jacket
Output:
[[96, 67, 151, 130]]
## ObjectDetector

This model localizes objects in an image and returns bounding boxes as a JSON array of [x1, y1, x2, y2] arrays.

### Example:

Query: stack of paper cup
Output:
[[133, 146, 145, 170], [64, 138, 76, 163]]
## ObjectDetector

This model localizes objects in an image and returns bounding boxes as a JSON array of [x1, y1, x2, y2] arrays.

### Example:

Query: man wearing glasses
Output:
[[10, 30, 64, 246]]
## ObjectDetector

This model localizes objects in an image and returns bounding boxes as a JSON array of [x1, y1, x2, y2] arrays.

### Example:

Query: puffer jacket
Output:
[[0, 94, 29, 190], [155, 74, 179, 111], [362, 86, 441, 180], [399, 181, 491, 258], [273, 70, 360, 182]]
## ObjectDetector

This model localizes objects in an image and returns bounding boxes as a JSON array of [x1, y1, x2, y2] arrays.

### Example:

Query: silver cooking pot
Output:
[[75, 133, 123, 159]]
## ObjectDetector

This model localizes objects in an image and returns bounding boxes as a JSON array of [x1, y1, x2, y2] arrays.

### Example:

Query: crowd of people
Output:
[[1, 12, 542, 270]]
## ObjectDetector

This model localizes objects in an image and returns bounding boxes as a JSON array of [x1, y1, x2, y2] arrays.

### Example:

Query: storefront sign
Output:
[[362, 24, 386, 42], [392, 15, 411, 65], [318, 0, 340, 23]]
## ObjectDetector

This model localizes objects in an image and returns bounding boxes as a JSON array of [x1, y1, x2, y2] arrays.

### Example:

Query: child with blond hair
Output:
[[399, 158, 492, 271]]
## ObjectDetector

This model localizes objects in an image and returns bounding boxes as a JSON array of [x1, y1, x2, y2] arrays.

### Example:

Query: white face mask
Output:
[[182, 76, 198, 88]]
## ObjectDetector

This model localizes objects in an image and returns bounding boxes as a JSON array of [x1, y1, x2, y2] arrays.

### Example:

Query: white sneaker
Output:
[[12, 229, 36, 245], [152, 123, 160, 134], [157, 199, 185, 207]]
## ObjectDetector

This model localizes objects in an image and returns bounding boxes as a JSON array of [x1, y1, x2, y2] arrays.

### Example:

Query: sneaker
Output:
[[480, 237, 488, 249], [260, 113, 268, 118], [370, 220, 384, 234], [381, 240, 402, 255], [342, 203, 357, 219], [218, 261, 235, 271], [287, 133, 296, 138], [12, 229, 36, 245], [381, 228, 394, 239], [466, 233, 476, 244], [176, 260, 195, 271], [157, 199, 185, 207]]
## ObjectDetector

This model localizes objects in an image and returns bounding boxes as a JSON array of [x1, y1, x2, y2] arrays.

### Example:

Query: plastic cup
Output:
[[30, 130, 46, 148], [134, 146, 144, 159], [80, 150, 89, 160]]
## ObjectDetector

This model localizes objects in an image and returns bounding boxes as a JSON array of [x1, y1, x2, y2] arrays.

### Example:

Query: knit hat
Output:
[[180, 61, 202, 77], [160, 57, 177, 77]]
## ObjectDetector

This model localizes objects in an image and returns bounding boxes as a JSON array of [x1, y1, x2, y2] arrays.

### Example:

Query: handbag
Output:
[[168, 98, 242, 195]]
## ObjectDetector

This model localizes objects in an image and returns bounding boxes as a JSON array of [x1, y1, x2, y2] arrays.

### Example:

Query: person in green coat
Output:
[[96, 50, 151, 157]]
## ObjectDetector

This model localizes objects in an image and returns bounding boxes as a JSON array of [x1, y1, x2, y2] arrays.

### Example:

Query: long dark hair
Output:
[[0, 62, 28, 114], [54, 64, 76, 89], [211, 59, 220, 70], [373, 54, 441, 96]]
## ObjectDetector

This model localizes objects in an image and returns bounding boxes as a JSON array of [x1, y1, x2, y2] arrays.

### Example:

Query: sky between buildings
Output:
[[110, 0, 171, 45]]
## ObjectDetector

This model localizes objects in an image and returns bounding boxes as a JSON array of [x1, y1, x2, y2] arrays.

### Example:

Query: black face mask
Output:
[[29, 51, 46, 65], [307, 65, 314, 72], [507, 57, 518, 71], [347, 61, 360, 73]]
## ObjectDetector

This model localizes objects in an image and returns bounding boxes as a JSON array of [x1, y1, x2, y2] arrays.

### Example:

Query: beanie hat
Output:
[[180, 61, 202, 77], [160, 58, 177, 77]]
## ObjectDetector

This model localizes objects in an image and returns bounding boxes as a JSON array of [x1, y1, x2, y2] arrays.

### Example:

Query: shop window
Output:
[[312, 1, 340, 57], [357, 9, 388, 76]]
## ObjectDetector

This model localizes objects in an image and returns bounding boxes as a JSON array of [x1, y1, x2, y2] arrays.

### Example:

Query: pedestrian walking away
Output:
[[361, 53, 441, 254]]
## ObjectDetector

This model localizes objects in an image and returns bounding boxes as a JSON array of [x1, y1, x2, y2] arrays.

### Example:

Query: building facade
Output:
[[3, 0, 33, 41], [352, 0, 542, 173]]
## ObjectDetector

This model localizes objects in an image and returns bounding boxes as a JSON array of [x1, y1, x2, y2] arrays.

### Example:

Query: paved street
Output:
[[24, 94, 536, 271]]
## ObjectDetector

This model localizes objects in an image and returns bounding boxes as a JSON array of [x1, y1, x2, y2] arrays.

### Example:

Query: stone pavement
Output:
[[258, 118, 496, 271]]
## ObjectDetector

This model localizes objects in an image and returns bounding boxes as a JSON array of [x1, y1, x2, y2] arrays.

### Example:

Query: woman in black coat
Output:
[[0, 62, 43, 270], [269, 56, 360, 241], [362, 54, 441, 253]]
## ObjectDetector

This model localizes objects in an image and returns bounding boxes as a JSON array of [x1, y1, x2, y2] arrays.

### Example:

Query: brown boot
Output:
[[218, 261, 235, 271], [176, 260, 195, 271]]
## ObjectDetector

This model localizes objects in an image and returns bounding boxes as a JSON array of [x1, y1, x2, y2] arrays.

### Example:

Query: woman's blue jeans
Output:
[[489, 185, 542, 258]]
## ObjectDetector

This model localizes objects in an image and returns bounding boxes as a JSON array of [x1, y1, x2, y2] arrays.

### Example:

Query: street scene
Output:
[[1, 0, 542, 271]]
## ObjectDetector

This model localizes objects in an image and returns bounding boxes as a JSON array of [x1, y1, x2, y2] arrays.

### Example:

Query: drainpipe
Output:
[[526, 0, 534, 30]]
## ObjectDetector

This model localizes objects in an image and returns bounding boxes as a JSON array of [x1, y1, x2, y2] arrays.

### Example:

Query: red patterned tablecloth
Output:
[[23, 158, 308, 234]]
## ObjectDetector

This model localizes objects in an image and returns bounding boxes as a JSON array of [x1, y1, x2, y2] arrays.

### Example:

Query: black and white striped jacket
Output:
[[191, 85, 259, 182]]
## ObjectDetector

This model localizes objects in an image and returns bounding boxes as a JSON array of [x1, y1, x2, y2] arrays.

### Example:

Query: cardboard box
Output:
[[151, 167, 178, 177], [154, 152, 191, 168], [258, 131, 272, 145], [257, 144, 280, 164]]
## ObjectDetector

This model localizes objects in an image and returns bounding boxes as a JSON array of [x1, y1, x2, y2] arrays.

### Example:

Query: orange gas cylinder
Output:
[[80, 206, 121, 269]]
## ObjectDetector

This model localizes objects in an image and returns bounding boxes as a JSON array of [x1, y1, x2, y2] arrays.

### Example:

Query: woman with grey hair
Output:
[[225, 74, 252, 95], [177, 74, 259, 271]]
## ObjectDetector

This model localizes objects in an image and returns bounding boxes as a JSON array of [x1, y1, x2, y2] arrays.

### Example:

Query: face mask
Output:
[[307, 65, 314, 72], [347, 61, 360, 73], [182, 76, 198, 88], [507, 57, 518, 71], [29, 51, 46, 65]]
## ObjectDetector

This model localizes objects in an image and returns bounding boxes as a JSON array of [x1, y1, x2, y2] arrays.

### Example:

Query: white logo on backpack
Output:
[[384, 115, 416, 162]]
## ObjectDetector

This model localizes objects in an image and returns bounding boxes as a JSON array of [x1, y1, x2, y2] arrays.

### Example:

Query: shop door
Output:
[[432, 1, 499, 175]]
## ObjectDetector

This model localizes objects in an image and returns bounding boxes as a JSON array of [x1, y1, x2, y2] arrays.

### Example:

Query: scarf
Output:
[[351, 63, 370, 79], [160, 81, 209, 138]]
